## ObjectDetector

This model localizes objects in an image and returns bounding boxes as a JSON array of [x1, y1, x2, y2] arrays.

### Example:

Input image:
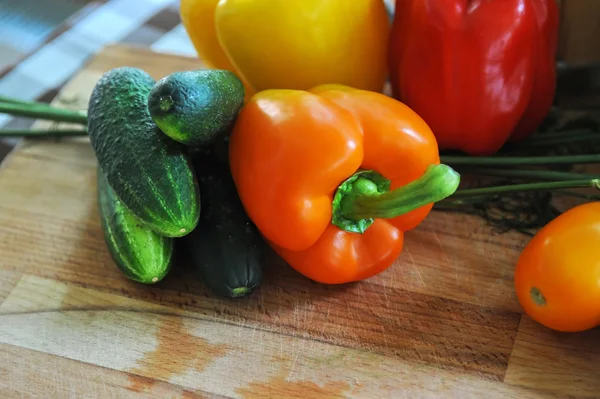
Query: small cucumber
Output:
[[88, 67, 200, 238], [97, 168, 173, 284], [183, 149, 264, 298], [147, 69, 245, 146]]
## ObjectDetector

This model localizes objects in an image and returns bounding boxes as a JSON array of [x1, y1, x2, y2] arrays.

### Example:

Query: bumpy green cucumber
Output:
[[147, 69, 245, 146], [183, 148, 264, 298], [97, 168, 173, 284], [87, 67, 200, 237]]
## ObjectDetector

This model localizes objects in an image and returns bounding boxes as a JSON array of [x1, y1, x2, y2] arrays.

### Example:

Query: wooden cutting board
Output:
[[0, 44, 598, 399]]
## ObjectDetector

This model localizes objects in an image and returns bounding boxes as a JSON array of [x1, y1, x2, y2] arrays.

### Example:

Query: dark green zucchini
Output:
[[183, 149, 264, 298], [87, 66, 200, 238], [97, 168, 173, 284]]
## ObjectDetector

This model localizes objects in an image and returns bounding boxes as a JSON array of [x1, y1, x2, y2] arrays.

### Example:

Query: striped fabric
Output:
[[0, 0, 197, 136]]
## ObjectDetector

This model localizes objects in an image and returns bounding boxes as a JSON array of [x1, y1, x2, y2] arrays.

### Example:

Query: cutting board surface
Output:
[[0, 45, 598, 399]]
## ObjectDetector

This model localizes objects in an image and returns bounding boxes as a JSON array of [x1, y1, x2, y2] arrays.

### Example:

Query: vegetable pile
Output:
[[0, 68, 462, 296], [1, 0, 600, 333], [38, 65, 261, 298], [90, 66, 263, 297]]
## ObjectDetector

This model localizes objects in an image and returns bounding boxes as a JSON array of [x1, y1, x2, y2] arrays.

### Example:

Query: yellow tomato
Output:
[[514, 202, 600, 332]]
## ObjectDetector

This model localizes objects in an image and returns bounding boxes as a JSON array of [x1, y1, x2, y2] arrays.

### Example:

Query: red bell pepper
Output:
[[388, 0, 560, 156]]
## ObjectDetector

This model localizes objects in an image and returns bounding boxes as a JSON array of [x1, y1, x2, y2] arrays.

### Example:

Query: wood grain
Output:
[[505, 317, 600, 399], [0, 270, 21, 305], [0, 44, 598, 398], [0, 343, 214, 399], [0, 277, 563, 399]]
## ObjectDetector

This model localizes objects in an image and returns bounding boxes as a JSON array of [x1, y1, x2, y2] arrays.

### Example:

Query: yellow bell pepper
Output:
[[179, 0, 390, 95]]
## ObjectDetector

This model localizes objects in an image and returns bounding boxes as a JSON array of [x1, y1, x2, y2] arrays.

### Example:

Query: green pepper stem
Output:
[[441, 154, 600, 166], [332, 164, 460, 233], [450, 179, 599, 198], [0, 102, 87, 125], [0, 128, 87, 137], [458, 167, 596, 181]]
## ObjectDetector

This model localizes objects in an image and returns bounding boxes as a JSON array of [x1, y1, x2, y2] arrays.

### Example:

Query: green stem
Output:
[[527, 129, 593, 141], [0, 96, 38, 105], [0, 102, 87, 125], [451, 179, 600, 198], [458, 167, 596, 181], [441, 154, 600, 166], [515, 133, 600, 147], [0, 128, 87, 137], [332, 164, 460, 233], [530, 287, 546, 306], [0, 96, 69, 108]]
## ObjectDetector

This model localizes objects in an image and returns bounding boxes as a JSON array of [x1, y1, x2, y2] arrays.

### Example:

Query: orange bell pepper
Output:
[[229, 85, 460, 284]]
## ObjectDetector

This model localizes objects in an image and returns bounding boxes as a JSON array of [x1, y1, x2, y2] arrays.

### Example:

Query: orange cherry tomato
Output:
[[514, 201, 600, 332]]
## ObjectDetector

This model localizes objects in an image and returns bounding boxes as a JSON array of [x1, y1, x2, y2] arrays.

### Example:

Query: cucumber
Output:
[[87, 67, 200, 238], [147, 69, 245, 146], [183, 148, 264, 298], [97, 168, 173, 284]]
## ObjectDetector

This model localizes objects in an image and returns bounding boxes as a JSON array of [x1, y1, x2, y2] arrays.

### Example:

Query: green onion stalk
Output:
[[0, 97, 88, 137], [0, 101, 87, 126], [439, 153, 600, 200], [0, 96, 599, 204]]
